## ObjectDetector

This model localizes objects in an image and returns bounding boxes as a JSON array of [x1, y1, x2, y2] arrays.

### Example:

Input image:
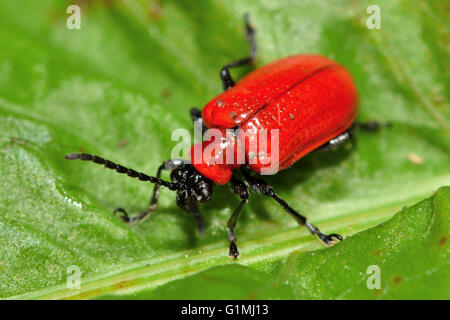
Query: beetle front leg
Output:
[[220, 14, 257, 90], [114, 159, 188, 223], [189, 201, 205, 236], [227, 175, 250, 259], [241, 168, 342, 245]]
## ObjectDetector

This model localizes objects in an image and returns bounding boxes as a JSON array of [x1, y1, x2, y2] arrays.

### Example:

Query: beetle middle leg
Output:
[[220, 14, 257, 90], [175, 191, 205, 236], [241, 167, 342, 245], [190, 107, 207, 135], [227, 174, 250, 259], [114, 159, 188, 223]]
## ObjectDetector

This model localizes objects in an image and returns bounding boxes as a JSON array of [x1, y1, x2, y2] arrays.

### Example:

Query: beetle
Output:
[[65, 15, 382, 258]]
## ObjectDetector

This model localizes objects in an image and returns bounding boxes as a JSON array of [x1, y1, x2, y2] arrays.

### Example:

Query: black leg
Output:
[[227, 175, 250, 259], [114, 159, 188, 223], [241, 168, 342, 245], [317, 129, 354, 152], [175, 189, 205, 236], [189, 200, 205, 236], [220, 14, 257, 90], [190, 108, 202, 122], [318, 120, 392, 152], [190, 107, 207, 135], [356, 120, 392, 131]]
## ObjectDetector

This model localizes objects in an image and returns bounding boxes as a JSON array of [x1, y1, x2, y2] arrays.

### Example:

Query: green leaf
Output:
[[0, 1, 448, 299], [277, 186, 449, 300], [95, 187, 449, 300], [97, 264, 295, 300]]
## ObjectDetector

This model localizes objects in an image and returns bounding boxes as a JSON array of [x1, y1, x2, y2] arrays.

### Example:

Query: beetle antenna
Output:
[[65, 153, 180, 191]]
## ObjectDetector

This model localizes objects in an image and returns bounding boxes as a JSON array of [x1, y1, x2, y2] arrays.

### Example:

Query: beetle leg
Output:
[[65, 153, 184, 223], [241, 168, 343, 246], [227, 175, 250, 259], [113, 159, 188, 223], [356, 120, 392, 131], [149, 160, 187, 209], [220, 14, 257, 90], [317, 129, 354, 152], [190, 108, 202, 122], [318, 121, 392, 152], [175, 188, 205, 236], [190, 107, 207, 135], [189, 201, 205, 236]]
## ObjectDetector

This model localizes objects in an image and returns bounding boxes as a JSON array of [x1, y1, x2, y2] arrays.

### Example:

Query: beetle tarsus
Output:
[[320, 233, 343, 246], [306, 221, 343, 245], [114, 207, 152, 224], [114, 208, 131, 223], [229, 241, 240, 260]]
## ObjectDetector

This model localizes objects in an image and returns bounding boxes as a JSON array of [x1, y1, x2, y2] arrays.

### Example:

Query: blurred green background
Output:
[[0, 0, 448, 299]]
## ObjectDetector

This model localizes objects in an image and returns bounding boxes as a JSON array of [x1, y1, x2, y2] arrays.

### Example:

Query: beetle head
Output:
[[170, 164, 213, 204]]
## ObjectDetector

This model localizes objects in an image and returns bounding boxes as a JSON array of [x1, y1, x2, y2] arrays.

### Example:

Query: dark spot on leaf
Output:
[[373, 288, 384, 297], [9, 137, 27, 145], [202, 274, 215, 281], [148, 2, 163, 21], [118, 280, 126, 288], [77, 0, 116, 11], [117, 139, 128, 148], [438, 235, 447, 247], [77, 146, 86, 153], [161, 88, 172, 98], [392, 276, 403, 284], [372, 249, 381, 256], [247, 292, 257, 300], [432, 93, 444, 105]]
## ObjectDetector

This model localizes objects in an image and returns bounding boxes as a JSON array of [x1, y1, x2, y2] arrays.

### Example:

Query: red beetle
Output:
[[66, 16, 375, 258]]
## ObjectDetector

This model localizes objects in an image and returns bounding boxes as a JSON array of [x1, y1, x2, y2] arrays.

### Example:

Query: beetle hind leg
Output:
[[240, 168, 343, 246], [305, 222, 343, 245]]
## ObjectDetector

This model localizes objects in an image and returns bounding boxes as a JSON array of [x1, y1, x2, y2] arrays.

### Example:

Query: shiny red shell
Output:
[[190, 54, 359, 184]]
